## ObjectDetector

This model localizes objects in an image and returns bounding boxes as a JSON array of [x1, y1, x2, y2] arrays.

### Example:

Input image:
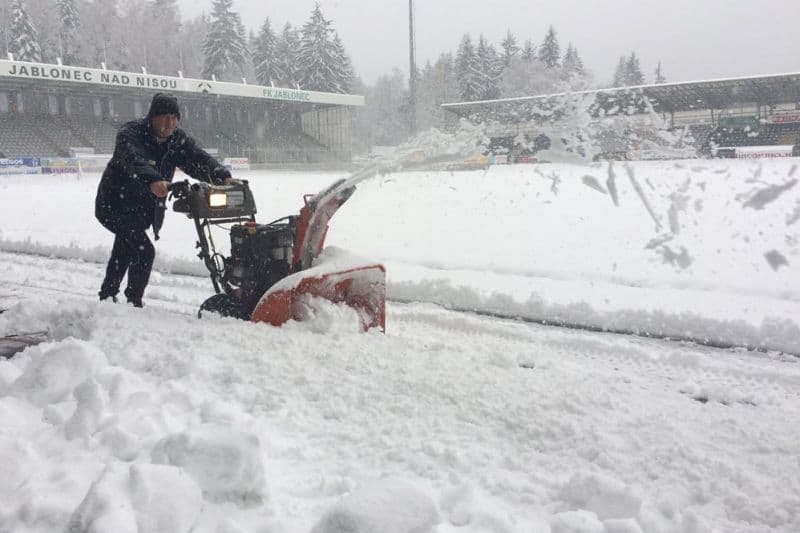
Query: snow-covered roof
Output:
[[442, 71, 800, 120], [0, 59, 364, 107]]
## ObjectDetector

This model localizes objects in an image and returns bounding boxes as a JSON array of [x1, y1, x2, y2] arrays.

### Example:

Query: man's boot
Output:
[[98, 291, 118, 303]]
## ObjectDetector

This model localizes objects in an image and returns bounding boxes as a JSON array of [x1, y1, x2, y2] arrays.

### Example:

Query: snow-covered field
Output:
[[1, 158, 799, 532]]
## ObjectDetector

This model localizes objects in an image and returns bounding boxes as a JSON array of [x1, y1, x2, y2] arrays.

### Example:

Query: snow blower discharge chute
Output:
[[168, 178, 385, 331]]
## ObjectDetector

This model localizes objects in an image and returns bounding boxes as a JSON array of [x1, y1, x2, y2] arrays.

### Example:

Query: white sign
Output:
[[0, 60, 364, 107], [223, 157, 250, 171], [735, 145, 794, 159], [0, 166, 40, 175]]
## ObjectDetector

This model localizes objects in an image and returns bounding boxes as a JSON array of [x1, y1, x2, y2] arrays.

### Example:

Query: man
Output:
[[95, 92, 232, 307]]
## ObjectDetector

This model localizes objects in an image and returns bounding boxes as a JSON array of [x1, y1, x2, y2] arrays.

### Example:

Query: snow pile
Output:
[[310, 478, 439, 533], [66, 463, 203, 533], [5, 339, 107, 406], [0, 301, 274, 531], [151, 424, 266, 504]]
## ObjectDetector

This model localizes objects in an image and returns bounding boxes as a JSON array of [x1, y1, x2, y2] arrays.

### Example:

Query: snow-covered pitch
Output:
[[0, 158, 799, 532]]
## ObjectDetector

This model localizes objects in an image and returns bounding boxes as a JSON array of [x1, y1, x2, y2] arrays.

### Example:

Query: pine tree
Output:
[[562, 43, 584, 77], [80, 0, 122, 69], [456, 33, 481, 101], [201, 0, 249, 81], [625, 52, 644, 85], [612, 56, 627, 87], [654, 60, 666, 84], [144, 0, 183, 74], [476, 34, 502, 100], [365, 68, 409, 145], [521, 39, 536, 63], [8, 0, 42, 62], [500, 28, 518, 67], [56, 0, 80, 65], [415, 52, 458, 131], [296, 3, 340, 92], [273, 23, 300, 87], [538, 25, 560, 69], [252, 17, 277, 86], [332, 32, 355, 93], [176, 14, 208, 77]]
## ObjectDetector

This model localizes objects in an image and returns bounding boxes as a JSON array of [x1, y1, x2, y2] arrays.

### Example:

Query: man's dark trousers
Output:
[[100, 228, 155, 303]]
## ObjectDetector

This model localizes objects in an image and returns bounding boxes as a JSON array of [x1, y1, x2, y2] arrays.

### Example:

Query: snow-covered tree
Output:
[[79, 0, 123, 69], [120, 0, 184, 74], [176, 14, 207, 77], [252, 17, 277, 86], [654, 60, 666, 84], [612, 56, 627, 87], [562, 42, 585, 77], [476, 34, 502, 100], [500, 28, 519, 66], [364, 68, 409, 145], [201, 0, 249, 81], [500, 55, 565, 98], [520, 39, 536, 63], [456, 33, 481, 101], [332, 32, 355, 93], [625, 52, 644, 86], [8, 0, 42, 62], [538, 25, 560, 69], [296, 3, 340, 92], [273, 22, 300, 88], [415, 52, 459, 131], [56, 0, 80, 64]]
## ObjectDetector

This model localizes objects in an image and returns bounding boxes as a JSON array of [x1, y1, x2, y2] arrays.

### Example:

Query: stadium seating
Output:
[[706, 123, 800, 154], [64, 117, 117, 154], [0, 115, 63, 157], [0, 109, 345, 164], [46, 116, 95, 155]]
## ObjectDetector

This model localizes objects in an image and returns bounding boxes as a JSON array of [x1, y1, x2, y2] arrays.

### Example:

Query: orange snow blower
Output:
[[169, 171, 385, 331]]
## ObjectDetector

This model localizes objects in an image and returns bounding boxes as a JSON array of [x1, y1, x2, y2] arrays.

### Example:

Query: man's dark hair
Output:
[[147, 93, 181, 119]]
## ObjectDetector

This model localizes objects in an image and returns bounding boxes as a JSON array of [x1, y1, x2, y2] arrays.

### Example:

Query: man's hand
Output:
[[149, 180, 169, 198], [223, 177, 237, 185]]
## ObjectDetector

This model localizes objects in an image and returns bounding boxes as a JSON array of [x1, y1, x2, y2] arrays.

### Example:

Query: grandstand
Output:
[[442, 72, 800, 160], [0, 59, 364, 165]]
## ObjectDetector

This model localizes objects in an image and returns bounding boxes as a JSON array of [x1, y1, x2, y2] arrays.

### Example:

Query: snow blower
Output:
[[168, 173, 385, 331]]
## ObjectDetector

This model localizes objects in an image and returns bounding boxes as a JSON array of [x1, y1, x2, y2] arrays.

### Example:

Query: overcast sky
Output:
[[177, 0, 800, 87]]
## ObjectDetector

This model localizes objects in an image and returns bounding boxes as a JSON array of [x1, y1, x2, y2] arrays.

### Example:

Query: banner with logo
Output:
[[41, 157, 80, 174], [0, 157, 40, 167], [770, 114, 800, 124], [0, 157, 41, 174]]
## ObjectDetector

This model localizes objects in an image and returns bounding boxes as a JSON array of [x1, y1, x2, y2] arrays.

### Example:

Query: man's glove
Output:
[[212, 167, 232, 185]]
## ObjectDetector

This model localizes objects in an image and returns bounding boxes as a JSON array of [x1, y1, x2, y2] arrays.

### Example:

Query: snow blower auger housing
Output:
[[169, 179, 385, 331]]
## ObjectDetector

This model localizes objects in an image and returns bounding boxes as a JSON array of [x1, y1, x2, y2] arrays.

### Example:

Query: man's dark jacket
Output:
[[95, 118, 230, 233]]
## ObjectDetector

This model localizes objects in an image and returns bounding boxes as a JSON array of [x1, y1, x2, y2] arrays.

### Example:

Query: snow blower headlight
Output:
[[208, 192, 227, 208]]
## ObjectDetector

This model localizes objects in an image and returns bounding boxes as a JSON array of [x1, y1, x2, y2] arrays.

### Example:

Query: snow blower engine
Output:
[[168, 179, 386, 331]]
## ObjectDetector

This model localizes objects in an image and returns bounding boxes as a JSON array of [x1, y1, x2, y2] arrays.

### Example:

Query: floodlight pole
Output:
[[408, 0, 417, 135]]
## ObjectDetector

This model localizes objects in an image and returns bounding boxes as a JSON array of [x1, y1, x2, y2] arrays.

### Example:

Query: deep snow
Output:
[[1, 158, 799, 532]]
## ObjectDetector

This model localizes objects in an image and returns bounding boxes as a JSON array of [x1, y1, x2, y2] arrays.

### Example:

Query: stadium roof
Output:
[[0, 59, 364, 107], [442, 71, 800, 122]]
